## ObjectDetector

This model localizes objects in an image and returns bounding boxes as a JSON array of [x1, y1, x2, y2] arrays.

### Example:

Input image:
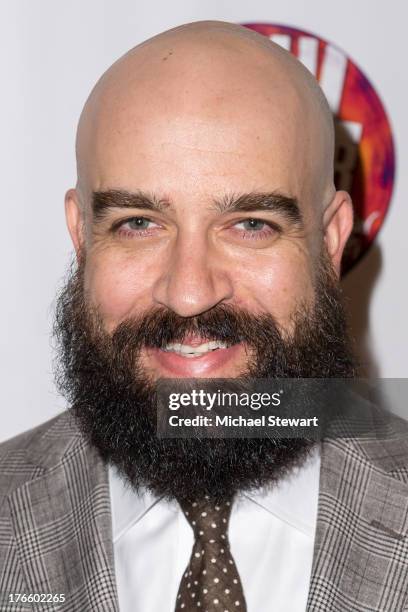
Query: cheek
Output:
[[83, 250, 158, 332], [232, 245, 316, 327]]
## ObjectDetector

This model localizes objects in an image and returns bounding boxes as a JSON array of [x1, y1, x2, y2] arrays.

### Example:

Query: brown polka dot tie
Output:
[[175, 497, 247, 612]]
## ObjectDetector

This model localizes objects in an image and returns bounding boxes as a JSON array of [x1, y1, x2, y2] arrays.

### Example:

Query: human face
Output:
[[65, 45, 351, 380]]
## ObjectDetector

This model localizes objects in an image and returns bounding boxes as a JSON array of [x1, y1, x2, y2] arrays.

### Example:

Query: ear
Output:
[[323, 190, 354, 276], [65, 188, 85, 260]]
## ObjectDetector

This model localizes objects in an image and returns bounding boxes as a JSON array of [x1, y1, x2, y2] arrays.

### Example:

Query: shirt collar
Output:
[[240, 445, 321, 537], [108, 466, 169, 544], [108, 445, 320, 543]]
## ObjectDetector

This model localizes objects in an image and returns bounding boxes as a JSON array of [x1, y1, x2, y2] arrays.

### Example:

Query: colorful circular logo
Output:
[[244, 23, 395, 274]]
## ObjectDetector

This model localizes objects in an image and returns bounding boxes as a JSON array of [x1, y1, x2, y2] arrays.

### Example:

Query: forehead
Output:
[[79, 44, 325, 209]]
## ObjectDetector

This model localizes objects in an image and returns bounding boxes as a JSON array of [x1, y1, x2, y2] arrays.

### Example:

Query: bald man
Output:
[[1, 21, 408, 612]]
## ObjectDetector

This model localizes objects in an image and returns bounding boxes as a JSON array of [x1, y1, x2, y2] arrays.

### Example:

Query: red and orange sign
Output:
[[244, 23, 395, 273]]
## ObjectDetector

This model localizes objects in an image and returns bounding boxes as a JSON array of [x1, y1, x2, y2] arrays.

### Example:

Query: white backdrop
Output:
[[1, 0, 407, 442]]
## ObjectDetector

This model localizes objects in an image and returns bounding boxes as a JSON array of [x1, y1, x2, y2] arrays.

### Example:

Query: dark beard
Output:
[[53, 253, 356, 503]]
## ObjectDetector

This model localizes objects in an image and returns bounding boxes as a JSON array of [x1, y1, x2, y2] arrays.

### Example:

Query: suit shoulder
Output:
[[0, 411, 81, 503], [347, 409, 408, 479], [381, 411, 408, 476], [378, 409, 408, 445], [0, 411, 74, 455]]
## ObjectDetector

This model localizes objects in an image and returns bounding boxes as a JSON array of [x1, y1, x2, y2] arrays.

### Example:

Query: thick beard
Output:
[[53, 252, 356, 503]]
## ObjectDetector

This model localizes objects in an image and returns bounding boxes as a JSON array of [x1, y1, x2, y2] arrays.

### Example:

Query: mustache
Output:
[[109, 302, 283, 351]]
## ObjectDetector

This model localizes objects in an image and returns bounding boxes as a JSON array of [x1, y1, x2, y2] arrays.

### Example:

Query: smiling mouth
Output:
[[162, 340, 228, 358]]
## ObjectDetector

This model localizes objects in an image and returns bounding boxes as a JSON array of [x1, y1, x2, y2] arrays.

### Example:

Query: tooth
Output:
[[179, 345, 194, 355], [163, 340, 228, 355]]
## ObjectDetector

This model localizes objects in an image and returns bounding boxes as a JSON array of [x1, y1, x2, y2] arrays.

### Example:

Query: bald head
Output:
[[65, 19, 353, 358], [75, 20, 335, 211]]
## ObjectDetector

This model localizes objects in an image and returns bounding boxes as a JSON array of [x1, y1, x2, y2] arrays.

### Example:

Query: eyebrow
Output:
[[92, 190, 170, 221], [92, 189, 303, 226], [212, 192, 302, 224]]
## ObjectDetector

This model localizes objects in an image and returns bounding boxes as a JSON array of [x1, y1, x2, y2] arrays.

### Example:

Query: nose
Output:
[[152, 232, 234, 317]]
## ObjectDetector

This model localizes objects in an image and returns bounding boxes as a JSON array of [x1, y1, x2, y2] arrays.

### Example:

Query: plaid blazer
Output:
[[0, 410, 408, 611]]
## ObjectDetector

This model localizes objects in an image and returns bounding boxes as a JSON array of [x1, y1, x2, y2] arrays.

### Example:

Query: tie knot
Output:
[[179, 497, 233, 542]]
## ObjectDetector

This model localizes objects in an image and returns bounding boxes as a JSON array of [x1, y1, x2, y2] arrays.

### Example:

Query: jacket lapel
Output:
[[7, 412, 119, 611], [307, 436, 408, 611]]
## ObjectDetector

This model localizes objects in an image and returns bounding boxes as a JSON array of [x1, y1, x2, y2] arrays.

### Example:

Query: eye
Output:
[[125, 217, 154, 230], [232, 217, 281, 240], [235, 218, 269, 232], [113, 216, 160, 237]]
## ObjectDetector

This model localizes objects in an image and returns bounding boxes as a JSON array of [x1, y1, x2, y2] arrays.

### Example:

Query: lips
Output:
[[145, 337, 244, 377], [163, 340, 228, 358]]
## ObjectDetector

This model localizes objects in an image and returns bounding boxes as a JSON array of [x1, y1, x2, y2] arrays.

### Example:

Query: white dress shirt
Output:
[[108, 447, 320, 612]]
